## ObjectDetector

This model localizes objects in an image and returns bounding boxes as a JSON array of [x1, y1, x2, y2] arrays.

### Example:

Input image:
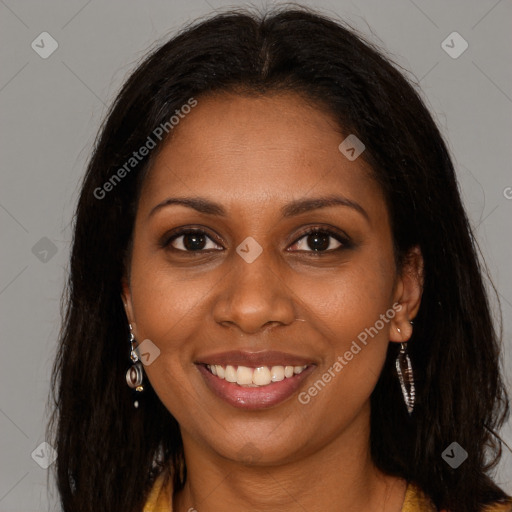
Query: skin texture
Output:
[[122, 92, 423, 512]]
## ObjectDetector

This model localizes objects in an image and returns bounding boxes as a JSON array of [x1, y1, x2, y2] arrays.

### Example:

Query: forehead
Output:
[[137, 92, 384, 220]]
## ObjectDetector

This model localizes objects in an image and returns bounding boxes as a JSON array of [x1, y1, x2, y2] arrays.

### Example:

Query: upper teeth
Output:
[[206, 364, 308, 387]]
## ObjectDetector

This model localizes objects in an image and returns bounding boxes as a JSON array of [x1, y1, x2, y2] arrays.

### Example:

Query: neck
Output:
[[172, 404, 407, 512]]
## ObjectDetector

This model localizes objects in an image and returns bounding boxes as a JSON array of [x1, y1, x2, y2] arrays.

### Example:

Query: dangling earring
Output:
[[395, 322, 415, 415], [125, 324, 144, 408]]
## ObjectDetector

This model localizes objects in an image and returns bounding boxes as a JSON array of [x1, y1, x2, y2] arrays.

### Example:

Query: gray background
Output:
[[1, 0, 511, 509]]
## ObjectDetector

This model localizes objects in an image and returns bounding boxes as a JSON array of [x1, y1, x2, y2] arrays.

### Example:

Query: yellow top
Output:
[[143, 470, 512, 512]]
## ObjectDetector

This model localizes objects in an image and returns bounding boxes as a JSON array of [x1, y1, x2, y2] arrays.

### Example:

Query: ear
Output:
[[121, 277, 136, 332], [389, 245, 424, 343]]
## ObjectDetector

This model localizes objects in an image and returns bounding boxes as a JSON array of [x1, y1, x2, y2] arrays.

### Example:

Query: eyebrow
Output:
[[148, 194, 370, 222]]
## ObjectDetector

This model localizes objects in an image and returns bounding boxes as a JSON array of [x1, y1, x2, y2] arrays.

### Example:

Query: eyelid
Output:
[[288, 226, 351, 252], [292, 226, 350, 243], [161, 227, 224, 251]]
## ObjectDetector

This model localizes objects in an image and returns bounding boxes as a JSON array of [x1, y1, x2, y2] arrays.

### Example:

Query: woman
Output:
[[48, 6, 512, 512]]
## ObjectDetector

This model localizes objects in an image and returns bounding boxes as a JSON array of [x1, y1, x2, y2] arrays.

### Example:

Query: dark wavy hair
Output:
[[47, 5, 511, 512]]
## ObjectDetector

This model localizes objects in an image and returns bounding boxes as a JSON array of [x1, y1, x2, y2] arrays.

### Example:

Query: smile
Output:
[[205, 364, 308, 387], [197, 363, 315, 409]]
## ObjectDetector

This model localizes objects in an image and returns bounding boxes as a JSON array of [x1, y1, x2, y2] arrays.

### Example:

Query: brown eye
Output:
[[166, 229, 223, 252], [289, 229, 348, 252]]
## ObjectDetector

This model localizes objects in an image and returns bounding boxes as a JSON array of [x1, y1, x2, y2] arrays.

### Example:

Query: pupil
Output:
[[184, 233, 206, 251], [308, 232, 329, 251]]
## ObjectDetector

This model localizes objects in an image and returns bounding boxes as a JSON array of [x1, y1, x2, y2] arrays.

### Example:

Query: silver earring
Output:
[[125, 324, 144, 407], [395, 341, 415, 415]]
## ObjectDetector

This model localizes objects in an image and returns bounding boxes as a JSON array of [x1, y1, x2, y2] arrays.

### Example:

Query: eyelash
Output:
[[161, 226, 352, 255]]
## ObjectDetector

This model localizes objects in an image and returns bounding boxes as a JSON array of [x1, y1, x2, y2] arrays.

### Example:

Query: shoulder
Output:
[[143, 470, 173, 512], [402, 482, 437, 511], [402, 482, 512, 512], [481, 501, 512, 512]]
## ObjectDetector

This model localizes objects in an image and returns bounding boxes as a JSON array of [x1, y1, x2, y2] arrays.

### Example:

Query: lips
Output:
[[195, 350, 314, 368], [195, 350, 316, 409]]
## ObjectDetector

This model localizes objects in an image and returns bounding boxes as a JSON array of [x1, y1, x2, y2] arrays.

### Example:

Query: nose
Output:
[[212, 249, 297, 335]]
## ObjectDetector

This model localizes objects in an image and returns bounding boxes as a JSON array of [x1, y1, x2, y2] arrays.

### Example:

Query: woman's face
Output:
[[122, 92, 422, 465]]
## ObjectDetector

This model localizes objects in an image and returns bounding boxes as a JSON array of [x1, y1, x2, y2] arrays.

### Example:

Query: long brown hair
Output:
[[48, 6, 510, 511]]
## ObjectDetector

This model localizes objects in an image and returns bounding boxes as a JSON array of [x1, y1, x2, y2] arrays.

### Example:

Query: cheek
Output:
[[295, 256, 395, 342], [294, 254, 395, 400], [127, 260, 206, 401], [129, 251, 209, 340]]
